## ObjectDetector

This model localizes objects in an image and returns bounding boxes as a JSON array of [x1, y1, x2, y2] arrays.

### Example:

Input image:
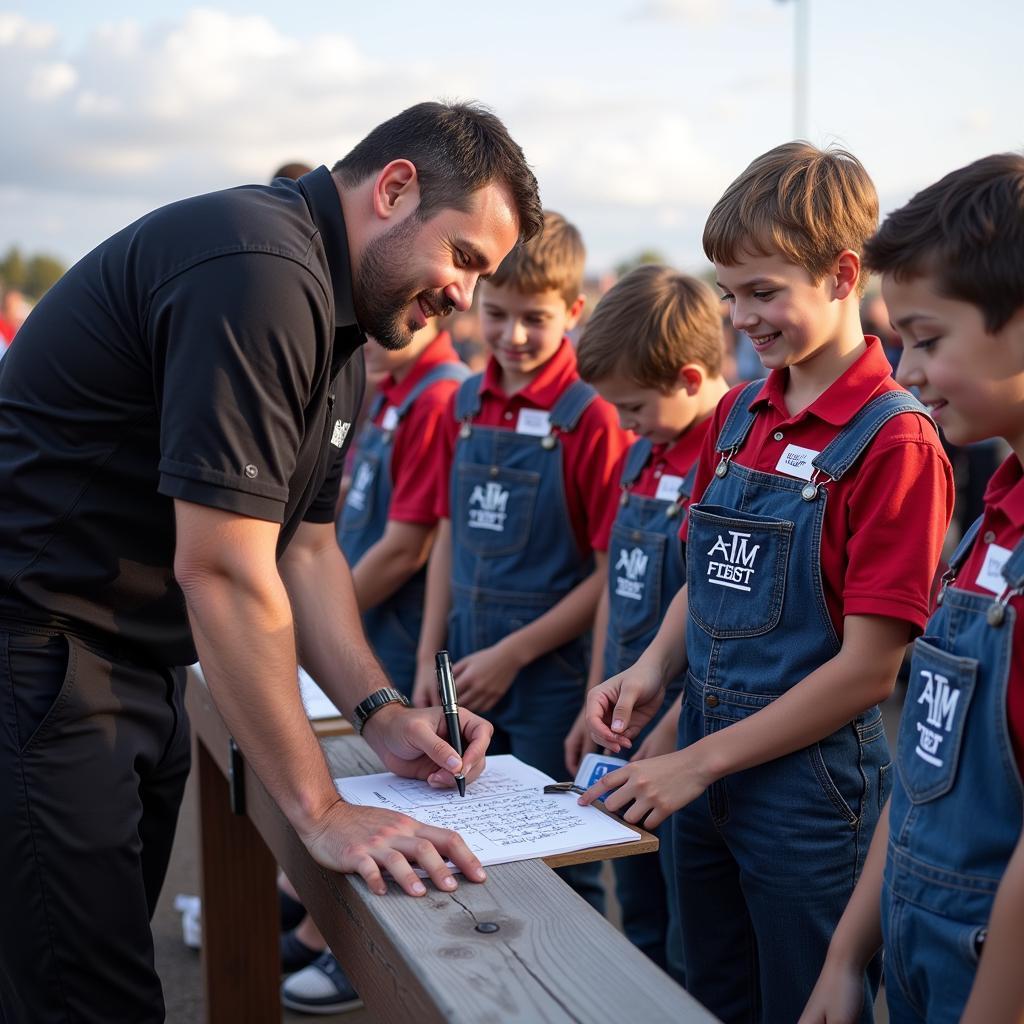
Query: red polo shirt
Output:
[[956, 453, 1024, 775], [595, 415, 714, 553], [435, 338, 629, 555], [682, 336, 954, 637], [374, 331, 464, 526]]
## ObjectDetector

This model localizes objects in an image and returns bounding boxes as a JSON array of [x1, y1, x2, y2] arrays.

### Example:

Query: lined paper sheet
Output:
[[335, 754, 639, 867]]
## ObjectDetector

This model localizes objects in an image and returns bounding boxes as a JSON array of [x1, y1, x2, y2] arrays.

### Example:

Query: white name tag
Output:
[[330, 420, 351, 448], [655, 474, 685, 502], [775, 443, 819, 481], [516, 408, 551, 436], [976, 542, 1012, 595], [381, 406, 399, 431]]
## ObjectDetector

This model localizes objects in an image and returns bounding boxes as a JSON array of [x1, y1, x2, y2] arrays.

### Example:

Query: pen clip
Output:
[[435, 649, 458, 710]]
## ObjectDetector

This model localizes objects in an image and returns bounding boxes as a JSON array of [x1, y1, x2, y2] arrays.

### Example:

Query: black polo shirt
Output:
[[0, 166, 366, 665]]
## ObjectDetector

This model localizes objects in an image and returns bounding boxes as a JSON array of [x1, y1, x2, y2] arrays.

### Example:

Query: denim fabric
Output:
[[338, 363, 468, 694], [449, 375, 604, 911], [881, 518, 1024, 1023], [605, 438, 689, 979], [673, 385, 927, 1023]]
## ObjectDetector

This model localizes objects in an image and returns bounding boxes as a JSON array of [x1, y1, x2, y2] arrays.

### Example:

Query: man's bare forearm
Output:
[[279, 521, 393, 717]]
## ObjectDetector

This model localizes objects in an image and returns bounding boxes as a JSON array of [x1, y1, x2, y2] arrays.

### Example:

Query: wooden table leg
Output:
[[197, 736, 279, 1024]]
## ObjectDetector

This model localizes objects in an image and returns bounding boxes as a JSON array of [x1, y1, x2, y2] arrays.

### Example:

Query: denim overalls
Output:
[[337, 362, 469, 694], [675, 381, 929, 1024], [449, 373, 604, 910], [606, 437, 694, 982], [882, 517, 1024, 1024]]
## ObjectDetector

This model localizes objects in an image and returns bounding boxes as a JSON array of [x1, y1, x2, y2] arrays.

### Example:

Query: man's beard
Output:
[[352, 216, 453, 351]]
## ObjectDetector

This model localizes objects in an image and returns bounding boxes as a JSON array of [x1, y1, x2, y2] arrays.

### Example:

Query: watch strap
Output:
[[353, 687, 410, 735]]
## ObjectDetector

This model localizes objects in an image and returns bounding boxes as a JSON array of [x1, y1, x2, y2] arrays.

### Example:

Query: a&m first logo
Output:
[[706, 530, 760, 592], [345, 462, 375, 512], [468, 482, 509, 532], [914, 669, 961, 767], [615, 546, 649, 601]]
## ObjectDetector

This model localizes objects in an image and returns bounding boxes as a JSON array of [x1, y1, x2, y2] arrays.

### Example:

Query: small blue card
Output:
[[574, 751, 629, 801]]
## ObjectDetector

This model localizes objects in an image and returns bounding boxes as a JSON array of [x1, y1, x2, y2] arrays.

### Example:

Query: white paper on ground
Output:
[[335, 754, 639, 871]]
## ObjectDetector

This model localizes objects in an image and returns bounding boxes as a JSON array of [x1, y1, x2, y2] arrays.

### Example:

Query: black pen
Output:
[[435, 650, 466, 797]]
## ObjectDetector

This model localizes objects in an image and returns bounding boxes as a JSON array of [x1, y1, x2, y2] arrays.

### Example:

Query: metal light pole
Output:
[[777, 0, 810, 139]]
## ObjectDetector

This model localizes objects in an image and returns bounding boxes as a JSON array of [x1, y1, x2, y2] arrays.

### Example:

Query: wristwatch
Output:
[[353, 687, 410, 735]]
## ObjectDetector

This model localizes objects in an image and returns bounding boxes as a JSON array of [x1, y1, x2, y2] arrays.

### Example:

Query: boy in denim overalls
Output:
[[337, 322, 468, 694], [803, 155, 1024, 1024], [564, 265, 729, 980], [580, 144, 954, 1022], [414, 212, 629, 910]]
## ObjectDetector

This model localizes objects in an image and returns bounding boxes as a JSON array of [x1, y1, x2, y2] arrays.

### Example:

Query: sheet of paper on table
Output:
[[335, 754, 639, 868]]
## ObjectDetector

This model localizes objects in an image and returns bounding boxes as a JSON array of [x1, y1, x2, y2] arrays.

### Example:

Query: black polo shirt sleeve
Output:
[[303, 449, 346, 524], [152, 251, 328, 523]]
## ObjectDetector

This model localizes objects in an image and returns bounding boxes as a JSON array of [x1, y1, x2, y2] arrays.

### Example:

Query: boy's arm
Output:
[[798, 800, 889, 1023], [960, 830, 1024, 1024], [565, 584, 610, 775], [412, 516, 453, 706], [454, 551, 607, 714], [350, 520, 436, 611], [586, 582, 690, 751], [582, 613, 908, 823]]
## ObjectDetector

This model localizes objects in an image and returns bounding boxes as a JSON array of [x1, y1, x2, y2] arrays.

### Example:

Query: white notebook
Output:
[[335, 754, 639, 868]]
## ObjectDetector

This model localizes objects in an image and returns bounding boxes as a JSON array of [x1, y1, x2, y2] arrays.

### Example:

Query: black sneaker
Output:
[[280, 951, 363, 1015], [280, 928, 324, 975]]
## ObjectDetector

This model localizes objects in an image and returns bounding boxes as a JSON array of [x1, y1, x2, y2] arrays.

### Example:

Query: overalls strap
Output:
[[395, 362, 471, 420], [368, 392, 388, 420], [549, 380, 597, 432], [454, 373, 485, 421], [715, 379, 767, 453], [812, 390, 932, 481], [947, 515, 986, 575], [1000, 534, 1024, 591], [620, 438, 654, 487], [679, 462, 699, 501]]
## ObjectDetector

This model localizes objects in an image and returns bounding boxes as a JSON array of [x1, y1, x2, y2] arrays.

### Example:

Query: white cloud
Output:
[[630, 0, 723, 24]]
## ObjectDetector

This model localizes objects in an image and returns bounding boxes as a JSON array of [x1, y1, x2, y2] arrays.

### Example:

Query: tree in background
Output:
[[1, 246, 66, 301]]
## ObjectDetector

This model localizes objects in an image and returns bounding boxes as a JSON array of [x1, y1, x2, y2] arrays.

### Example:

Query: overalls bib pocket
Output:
[[608, 523, 666, 643], [340, 450, 380, 532], [896, 638, 977, 804], [686, 503, 793, 637], [455, 463, 539, 558]]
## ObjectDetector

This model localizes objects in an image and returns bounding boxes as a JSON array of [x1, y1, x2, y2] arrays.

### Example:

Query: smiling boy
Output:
[[414, 211, 628, 909], [802, 153, 1024, 1024], [580, 143, 954, 1022]]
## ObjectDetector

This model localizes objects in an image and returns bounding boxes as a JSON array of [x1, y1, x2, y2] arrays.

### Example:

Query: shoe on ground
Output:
[[280, 928, 324, 975], [281, 951, 363, 1015]]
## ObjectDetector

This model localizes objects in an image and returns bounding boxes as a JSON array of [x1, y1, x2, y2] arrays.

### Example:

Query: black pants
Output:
[[0, 629, 191, 1024]]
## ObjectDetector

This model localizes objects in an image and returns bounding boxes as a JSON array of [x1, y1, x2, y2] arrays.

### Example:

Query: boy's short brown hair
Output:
[[487, 210, 585, 306], [864, 153, 1024, 333], [703, 142, 878, 293], [576, 265, 724, 389]]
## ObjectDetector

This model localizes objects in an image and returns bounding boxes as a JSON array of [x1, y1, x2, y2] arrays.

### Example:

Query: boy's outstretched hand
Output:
[[585, 660, 666, 753], [576, 747, 713, 829]]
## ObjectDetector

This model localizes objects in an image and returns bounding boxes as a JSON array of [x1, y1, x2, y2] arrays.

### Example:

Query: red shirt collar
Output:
[[751, 336, 894, 427], [378, 331, 458, 406], [479, 337, 578, 407], [983, 453, 1024, 531]]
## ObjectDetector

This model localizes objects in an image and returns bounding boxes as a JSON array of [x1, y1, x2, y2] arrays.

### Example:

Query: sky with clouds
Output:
[[1, 1, 1021, 276]]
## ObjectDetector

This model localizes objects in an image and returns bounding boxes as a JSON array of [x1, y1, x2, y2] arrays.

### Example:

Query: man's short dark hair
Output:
[[864, 153, 1024, 333], [333, 101, 543, 244]]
